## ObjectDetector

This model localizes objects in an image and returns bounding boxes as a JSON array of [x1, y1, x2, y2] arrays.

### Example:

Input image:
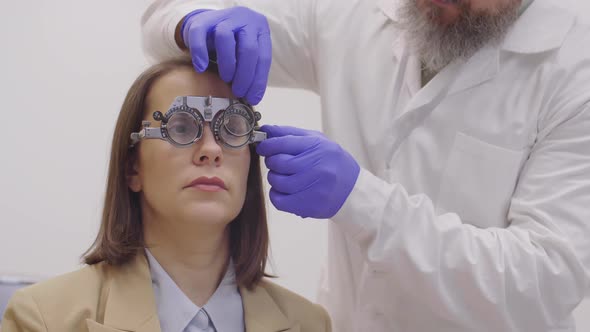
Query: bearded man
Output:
[[141, 0, 590, 331]]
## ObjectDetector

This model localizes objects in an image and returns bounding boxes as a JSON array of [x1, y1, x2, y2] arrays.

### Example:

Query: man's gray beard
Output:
[[394, 0, 520, 73]]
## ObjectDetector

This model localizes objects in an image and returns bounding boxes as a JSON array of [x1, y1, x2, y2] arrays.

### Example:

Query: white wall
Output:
[[0, 0, 588, 329]]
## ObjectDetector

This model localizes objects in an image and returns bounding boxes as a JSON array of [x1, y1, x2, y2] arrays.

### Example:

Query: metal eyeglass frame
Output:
[[129, 95, 266, 149]]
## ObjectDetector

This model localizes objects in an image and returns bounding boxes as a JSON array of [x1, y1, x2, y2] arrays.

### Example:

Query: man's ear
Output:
[[127, 156, 142, 193]]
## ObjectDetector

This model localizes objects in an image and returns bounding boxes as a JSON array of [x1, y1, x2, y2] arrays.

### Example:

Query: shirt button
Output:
[[194, 309, 210, 330]]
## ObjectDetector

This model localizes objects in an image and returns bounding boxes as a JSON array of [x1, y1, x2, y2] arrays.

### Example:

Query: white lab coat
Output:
[[141, 0, 590, 331]]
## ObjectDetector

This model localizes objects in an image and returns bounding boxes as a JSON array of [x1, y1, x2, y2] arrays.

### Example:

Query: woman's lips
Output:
[[186, 176, 227, 192], [193, 184, 225, 192], [431, 0, 459, 6]]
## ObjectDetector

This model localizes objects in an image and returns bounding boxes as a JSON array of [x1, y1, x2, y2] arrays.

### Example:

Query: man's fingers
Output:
[[186, 13, 218, 72], [245, 30, 272, 104], [269, 189, 311, 218], [267, 170, 318, 195], [232, 27, 258, 98], [256, 135, 320, 157], [259, 125, 323, 139], [264, 152, 318, 175], [213, 22, 237, 82]]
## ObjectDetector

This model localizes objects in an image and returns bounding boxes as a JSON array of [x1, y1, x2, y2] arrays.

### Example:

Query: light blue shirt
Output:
[[145, 249, 244, 332]]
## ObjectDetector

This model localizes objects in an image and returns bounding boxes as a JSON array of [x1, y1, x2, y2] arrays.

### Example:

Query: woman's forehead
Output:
[[147, 68, 234, 111]]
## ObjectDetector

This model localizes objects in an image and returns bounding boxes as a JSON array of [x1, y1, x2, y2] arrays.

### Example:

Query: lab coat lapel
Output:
[[381, 32, 501, 168], [85, 253, 161, 332], [447, 44, 500, 97], [404, 36, 501, 115], [240, 284, 297, 332]]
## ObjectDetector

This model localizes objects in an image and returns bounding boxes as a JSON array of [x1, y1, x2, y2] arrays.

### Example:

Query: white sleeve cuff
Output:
[[331, 168, 396, 240]]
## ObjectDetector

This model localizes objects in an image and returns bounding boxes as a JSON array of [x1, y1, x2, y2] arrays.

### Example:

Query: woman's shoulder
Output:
[[20, 261, 109, 301], [2, 262, 111, 328], [256, 279, 332, 331]]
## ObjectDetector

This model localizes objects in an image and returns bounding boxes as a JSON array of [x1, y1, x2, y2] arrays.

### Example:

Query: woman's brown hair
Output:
[[83, 56, 269, 289]]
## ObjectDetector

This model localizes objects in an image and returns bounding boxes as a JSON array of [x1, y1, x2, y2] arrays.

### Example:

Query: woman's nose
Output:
[[193, 125, 223, 166]]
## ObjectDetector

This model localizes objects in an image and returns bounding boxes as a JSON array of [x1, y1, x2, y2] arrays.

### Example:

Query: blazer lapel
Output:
[[86, 253, 161, 332], [240, 284, 297, 332], [86, 318, 160, 332]]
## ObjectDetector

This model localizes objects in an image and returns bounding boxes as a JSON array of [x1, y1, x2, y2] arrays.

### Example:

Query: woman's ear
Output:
[[127, 156, 142, 193]]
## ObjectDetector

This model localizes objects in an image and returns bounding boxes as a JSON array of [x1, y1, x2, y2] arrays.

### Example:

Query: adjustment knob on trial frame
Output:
[[153, 111, 166, 122]]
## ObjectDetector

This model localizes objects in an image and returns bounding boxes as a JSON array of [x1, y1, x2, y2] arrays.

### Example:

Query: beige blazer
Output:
[[1, 254, 331, 332]]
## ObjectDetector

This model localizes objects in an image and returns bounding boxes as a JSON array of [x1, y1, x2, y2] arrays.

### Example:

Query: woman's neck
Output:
[[143, 219, 231, 307]]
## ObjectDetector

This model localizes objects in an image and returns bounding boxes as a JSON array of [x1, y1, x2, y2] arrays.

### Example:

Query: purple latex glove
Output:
[[181, 7, 272, 105], [256, 125, 360, 219]]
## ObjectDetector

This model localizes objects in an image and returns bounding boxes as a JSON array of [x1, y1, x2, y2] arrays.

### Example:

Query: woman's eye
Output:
[[224, 116, 250, 135], [170, 125, 187, 134]]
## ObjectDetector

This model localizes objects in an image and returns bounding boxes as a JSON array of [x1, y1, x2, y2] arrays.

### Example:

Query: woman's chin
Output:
[[180, 201, 238, 227]]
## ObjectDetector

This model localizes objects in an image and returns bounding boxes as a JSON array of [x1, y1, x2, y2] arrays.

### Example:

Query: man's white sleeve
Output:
[[141, 0, 319, 91]]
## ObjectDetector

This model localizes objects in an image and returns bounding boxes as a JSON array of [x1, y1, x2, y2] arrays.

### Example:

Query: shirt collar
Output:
[[203, 263, 244, 332], [145, 249, 244, 332], [501, 0, 575, 54]]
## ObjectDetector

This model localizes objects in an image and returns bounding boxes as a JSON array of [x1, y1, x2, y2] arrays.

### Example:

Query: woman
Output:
[[1, 57, 331, 332]]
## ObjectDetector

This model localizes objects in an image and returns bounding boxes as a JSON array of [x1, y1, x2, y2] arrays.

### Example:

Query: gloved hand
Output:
[[181, 7, 272, 105], [256, 125, 360, 219]]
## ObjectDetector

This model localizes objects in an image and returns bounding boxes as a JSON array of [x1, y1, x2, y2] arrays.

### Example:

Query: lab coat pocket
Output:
[[436, 132, 525, 228]]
